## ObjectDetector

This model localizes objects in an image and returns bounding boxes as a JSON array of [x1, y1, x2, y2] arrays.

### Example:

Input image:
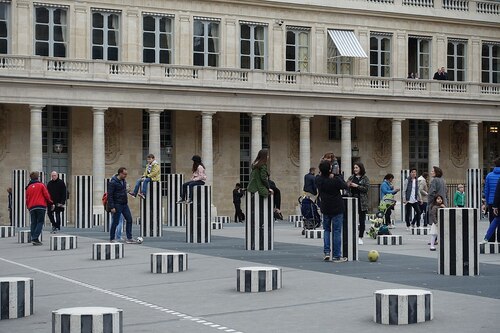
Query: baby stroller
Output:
[[298, 195, 321, 235], [367, 194, 396, 239]]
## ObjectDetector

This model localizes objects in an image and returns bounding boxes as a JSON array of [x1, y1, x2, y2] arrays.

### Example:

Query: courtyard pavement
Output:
[[0, 218, 499, 333]]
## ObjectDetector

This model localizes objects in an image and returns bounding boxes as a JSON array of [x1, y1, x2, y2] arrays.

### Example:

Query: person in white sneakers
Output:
[[429, 195, 445, 251], [347, 162, 370, 245]]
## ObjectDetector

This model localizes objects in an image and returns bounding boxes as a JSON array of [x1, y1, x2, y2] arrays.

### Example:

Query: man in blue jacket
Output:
[[484, 157, 500, 242], [108, 167, 137, 243]]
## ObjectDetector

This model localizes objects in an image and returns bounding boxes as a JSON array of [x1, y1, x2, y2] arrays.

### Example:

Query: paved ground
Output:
[[1, 218, 499, 333]]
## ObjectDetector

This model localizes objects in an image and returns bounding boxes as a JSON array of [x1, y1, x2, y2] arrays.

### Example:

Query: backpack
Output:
[[377, 225, 391, 236], [102, 193, 111, 213]]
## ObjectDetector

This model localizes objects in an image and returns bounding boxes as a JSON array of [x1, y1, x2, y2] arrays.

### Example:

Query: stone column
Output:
[[251, 113, 264, 160], [315, 26, 326, 74], [391, 119, 404, 181], [299, 115, 312, 191], [148, 109, 162, 162], [341, 117, 353, 175], [428, 120, 441, 171], [468, 121, 480, 169], [30, 105, 44, 172], [201, 112, 215, 187], [178, 15, 191, 66], [358, 28, 369, 76], [92, 108, 107, 207]]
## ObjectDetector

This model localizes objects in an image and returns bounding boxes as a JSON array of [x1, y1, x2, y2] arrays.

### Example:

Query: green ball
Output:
[[368, 250, 379, 262]]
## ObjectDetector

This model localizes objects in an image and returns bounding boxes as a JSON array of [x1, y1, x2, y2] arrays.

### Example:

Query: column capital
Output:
[[92, 107, 108, 114], [251, 112, 265, 119], [300, 114, 313, 120], [340, 116, 354, 121], [147, 109, 163, 115], [427, 119, 442, 124], [469, 120, 481, 125], [201, 111, 216, 117], [29, 104, 45, 112], [392, 118, 405, 123]]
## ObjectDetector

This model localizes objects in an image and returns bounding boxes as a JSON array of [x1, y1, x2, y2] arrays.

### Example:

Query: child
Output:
[[453, 184, 465, 207], [429, 194, 445, 251], [130, 154, 160, 199], [177, 155, 207, 204]]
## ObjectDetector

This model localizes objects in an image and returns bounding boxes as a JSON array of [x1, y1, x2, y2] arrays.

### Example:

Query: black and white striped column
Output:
[[50, 235, 77, 251], [246, 192, 274, 251], [52, 307, 123, 333], [400, 169, 411, 222], [288, 215, 302, 223], [374, 289, 432, 325], [305, 229, 323, 239], [186, 186, 211, 243], [0, 277, 33, 320], [411, 227, 430, 235], [343, 197, 359, 261], [166, 174, 184, 226], [438, 208, 479, 276], [236, 267, 282, 293], [140, 182, 162, 238], [0, 226, 15, 238], [294, 220, 303, 228], [12, 169, 27, 228], [479, 242, 500, 254], [74, 175, 93, 229], [58, 173, 68, 227], [18, 230, 42, 243], [93, 213, 103, 227], [92, 243, 124, 260], [214, 216, 230, 223], [466, 169, 482, 209], [150, 253, 188, 273], [211, 221, 223, 230], [377, 235, 403, 245]]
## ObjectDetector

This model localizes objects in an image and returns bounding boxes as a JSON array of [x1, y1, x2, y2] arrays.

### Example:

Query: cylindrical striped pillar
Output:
[[288, 215, 302, 223], [0, 277, 33, 320], [166, 174, 184, 226], [294, 220, 303, 228], [466, 169, 482, 209], [479, 242, 500, 254], [186, 186, 211, 243], [236, 267, 282, 293], [52, 307, 123, 333], [74, 175, 93, 229], [12, 169, 27, 228], [246, 192, 274, 251], [50, 235, 77, 251], [92, 243, 124, 260], [140, 182, 162, 237], [377, 235, 403, 245], [58, 173, 68, 227], [150, 253, 188, 273], [412, 227, 430, 235], [211, 221, 223, 230], [305, 229, 324, 239], [0, 226, 15, 238], [17, 230, 42, 243], [93, 213, 103, 227], [438, 208, 479, 276], [374, 289, 432, 325], [342, 197, 359, 261], [214, 216, 230, 223]]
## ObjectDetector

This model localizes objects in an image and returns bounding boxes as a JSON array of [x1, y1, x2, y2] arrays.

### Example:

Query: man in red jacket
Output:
[[26, 171, 54, 245]]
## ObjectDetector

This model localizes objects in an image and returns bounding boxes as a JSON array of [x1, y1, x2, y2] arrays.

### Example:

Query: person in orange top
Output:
[[26, 171, 54, 245]]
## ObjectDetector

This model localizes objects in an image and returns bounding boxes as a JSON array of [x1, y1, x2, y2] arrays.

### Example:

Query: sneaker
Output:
[[176, 199, 185, 204], [128, 192, 136, 198], [358, 238, 364, 245], [323, 253, 330, 261], [32, 240, 42, 246], [430, 247, 436, 251], [126, 238, 138, 244], [138, 193, 145, 199], [332, 257, 348, 263], [480, 239, 489, 245]]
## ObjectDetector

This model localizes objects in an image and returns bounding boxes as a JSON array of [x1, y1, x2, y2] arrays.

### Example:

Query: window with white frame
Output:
[[408, 37, 431, 79], [92, 10, 120, 61], [240, 22, 267, 70], [143, 14, 173, 64], [481, 42, 499, 84], [327, 36, 352, 75], [193, 18, 219, 67], [447, 40, 466, 81], [408, 120, 429, 173], [0, 2, 9, 54], [286, 27, 309, 72], [34, 5, 67, 57], [370, 33, 391, 77]]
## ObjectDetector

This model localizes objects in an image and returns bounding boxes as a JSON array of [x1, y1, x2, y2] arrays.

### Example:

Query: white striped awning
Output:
[[327, 30, 367, 58]]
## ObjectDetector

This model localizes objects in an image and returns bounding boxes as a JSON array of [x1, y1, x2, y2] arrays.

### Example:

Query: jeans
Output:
[[133, 177, 151, 196], [110, 204, 133, 241], [234, 202, 244, 222], [323, 213, 343, 258], [116, 214, 124, 239], [405, 202, 422, 227], [487, 206, 500, 242], [30, 208, 46, 241], [358, 210, 367, 238], [47, 207, 63, 230], [180, 180, 205, 200]]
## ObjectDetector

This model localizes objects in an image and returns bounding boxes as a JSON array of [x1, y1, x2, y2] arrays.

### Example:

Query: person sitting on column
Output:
[[347, 162, 370, 245], [25, 171, 54, 246], [247, 149, 273, 199], [481, 179, 500, 244], [269, 178, 283, 220], [403, 168, 422, 229], [7, 187, 12, 226], [47, 171, 67, 233], [429, 195, 445, 251], [303, 167, 318, 202], [177, 155, 207, 204], [233, 183, 246, 223], [380, 174, 400, 226], [130, 154, 160, 199], [454, 184, 466, 208]]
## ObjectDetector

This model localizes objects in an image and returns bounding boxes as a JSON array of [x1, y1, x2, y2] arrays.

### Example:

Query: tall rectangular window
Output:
[[34, 5, 67, 57], [482, 43, 499, 84], [370, 33, 391, 77], [286, 27, 309, 72], [42, 106, 70, 175], [143, 14, 173, 64], [92, 10, 120, 61], [447, 40, 467, 81], [408, 37, 431, 79], [193, 18, 219, 67], [409, 120, 429, 173], [0, 2, 9, 54], [240, 22, 267, 70], [327, 36, 352, 75], [328, 116, 357, 140]]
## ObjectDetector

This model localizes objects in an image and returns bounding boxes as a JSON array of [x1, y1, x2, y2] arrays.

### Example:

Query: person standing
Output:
[[483, 157, 500, 242], [25, 171, 54, 245], [177, 155, 207, 204], [428, 166, 448, 207], [481, 180, 500, 244], [453, 184, 466, 207], [108, 167, 137, 243], [418, 172, 429, 226], [380, 174, 400, 226], [46, 171, 67, 233], [403, 168, 422, 228], [130, 154, 160, 199], [7, 187, 12, 226], [347, 162, 370, 245], [232, 183, 245, 223], [303, 167, 317, 201]]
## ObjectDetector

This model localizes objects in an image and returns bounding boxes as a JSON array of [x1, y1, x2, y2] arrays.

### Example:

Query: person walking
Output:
[[418, 172, 429, 226], [454, 184, 466, 207], [130, 154, 160, 199], [483, 157, 500, 242], [403, 168, 422, 228], [25, 171, 54, 246], [108, 167, 137, 244], [177, 155, 207, 204], [46, 171, 67, 233], [303, 167, 317, 201], [233, 183, 245, 222], [347, 162, 370, 245], [380, 174, 400, 226], [481, 180, 500, 244]]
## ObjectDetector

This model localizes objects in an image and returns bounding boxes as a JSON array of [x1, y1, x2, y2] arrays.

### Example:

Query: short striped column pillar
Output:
[[150, 253, 188, 273], [480, 242, 500, 254], [50, 235, 77, 251], [211, 221, 223, 230], [374, 289, 432, 325], [93, 213, 103, 227], [0, 226, 15, 238], [166, 174, 184, 226], [58, 173, 68, 227], [343, 197, 359, 261], [17, 230, 42, 243], [439, 208, 479, 276], [92, 242, 124, 260], [466, 169, 482, 209], [236, 267, 282, 293], [215, 216, 230, 223], [0, 277, 33, 320], [52, 307, 123, 333], [12, 169, 27, 228], [377, 235, 403, 245], [74, 175, 93, 229], [246, 192, 274, 251], [412, 227, 430, 235], [305, 229, 324, 239], [294, 220, 303, 228], [288, 215, 302, 223], [140, 182, 162, 237], [186, 186, 211, 243]]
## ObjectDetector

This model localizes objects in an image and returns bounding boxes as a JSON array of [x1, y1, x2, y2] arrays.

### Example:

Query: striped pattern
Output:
[[438, 208, 479, 276], [480, 242, 500, 254], [93, 213, 103, 227], [135, 217, 141, 225], [0, 226, 15, 238], [150, 253, 188, 274], [140, 182, 163, 237], [186, 186, 211, 243], [103, 179, 112, 233], [288, 215, 302, 223], [0, 277, 33, 320], [246, 192, 274, 251], [58, 173, 68, 227], [18, 230, 42, 243], [236, 267, 282, 293], [374, 289, 432, 325], [12, 169, 27, 228], [466, 168, 482, 209], [92, 243, 124, 260], [166, 174, 184, 226], [50, 235, 77, 251], [214, 216, 230, 223], [52, 307, 123, 333], [411, 227, 430, 235], [211, 221, 223, 230], [294, 220, 303, 228], [343, 197, 359, 261], [74, 175, 93, 229], [305, 229, 323, 239], [377, 235, 403, 245], [327, 30, 368, 58], [400, 169, 415, 222]]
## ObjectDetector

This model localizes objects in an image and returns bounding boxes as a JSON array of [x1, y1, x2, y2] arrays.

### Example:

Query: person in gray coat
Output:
[[428, 166, 448, 207]]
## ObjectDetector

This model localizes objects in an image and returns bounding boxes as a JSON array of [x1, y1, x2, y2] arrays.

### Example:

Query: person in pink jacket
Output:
[[177, 155, 207, 204]]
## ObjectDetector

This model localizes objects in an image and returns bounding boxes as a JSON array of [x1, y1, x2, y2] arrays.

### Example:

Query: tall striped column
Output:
[[166, 174, 184, 226], [400, 169, 415, 223], [246, 192, 274, 251], [0, 277, 33, 319], [141, 182, 162, 237], [74, 175, 93, 228], [12, 169, 27, 228], [58, 173, 68, 227], [438, 208, 479, 276], [342, 197, 358, 261], [186, 185, 211, 243], [466, 169, 481, 209]]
